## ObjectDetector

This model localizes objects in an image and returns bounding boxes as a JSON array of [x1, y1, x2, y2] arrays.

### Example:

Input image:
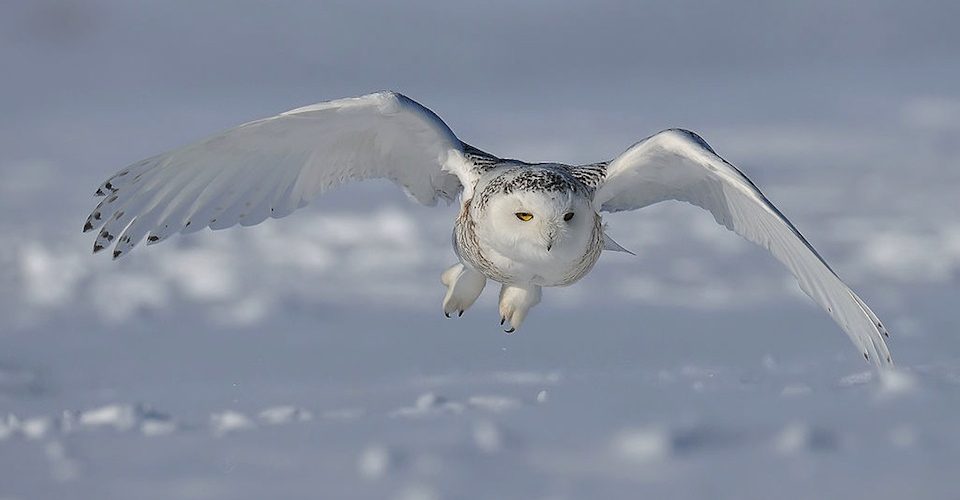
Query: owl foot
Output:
[[498, 284, 542, 334], [441, 263, 486, 318]]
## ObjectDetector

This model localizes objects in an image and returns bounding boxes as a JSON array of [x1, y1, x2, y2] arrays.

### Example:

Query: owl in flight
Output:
[[84, 91, 892, 367]]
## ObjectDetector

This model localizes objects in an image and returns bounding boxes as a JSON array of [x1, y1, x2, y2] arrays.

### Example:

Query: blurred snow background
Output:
[[1, 1, 958, 499]]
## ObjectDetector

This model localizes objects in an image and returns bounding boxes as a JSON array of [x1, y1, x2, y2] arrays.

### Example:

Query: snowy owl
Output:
[[84, 91, 892, 367]]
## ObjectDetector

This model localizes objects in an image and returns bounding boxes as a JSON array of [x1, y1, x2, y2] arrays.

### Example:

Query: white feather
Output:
[[595, 129, 893, 368], [85, 91, 472, 257]]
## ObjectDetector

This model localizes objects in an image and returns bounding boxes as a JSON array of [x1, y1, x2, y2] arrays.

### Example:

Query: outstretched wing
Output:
[[595, 129, 892, 368], [84, 91, 489, 258]]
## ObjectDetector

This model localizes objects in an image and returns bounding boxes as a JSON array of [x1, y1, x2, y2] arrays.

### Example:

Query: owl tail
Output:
[[602, 230, 634, 255]]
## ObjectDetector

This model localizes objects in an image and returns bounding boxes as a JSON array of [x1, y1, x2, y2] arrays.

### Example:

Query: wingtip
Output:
[[83, 221, 94, 233]]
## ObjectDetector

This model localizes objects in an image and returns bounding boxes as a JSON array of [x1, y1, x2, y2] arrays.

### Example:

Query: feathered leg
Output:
[[498, 283, 541, 334], [441, 263, 487, 318]]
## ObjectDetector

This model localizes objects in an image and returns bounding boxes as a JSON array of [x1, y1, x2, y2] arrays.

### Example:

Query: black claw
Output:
[[444, 312, 450, 318], [504, 327, 515, 334], [500, 317, 505, 326], [458, 310, 463, 317]]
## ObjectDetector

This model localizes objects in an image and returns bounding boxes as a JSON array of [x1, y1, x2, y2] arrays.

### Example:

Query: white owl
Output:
[[84, 91, 892, 367]]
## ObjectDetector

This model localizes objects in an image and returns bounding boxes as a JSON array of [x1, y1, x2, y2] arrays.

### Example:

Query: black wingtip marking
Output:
[[95, 188, 105, 196], [147, 235, 159, 243], [864, 352, 870, 361], [113, 250, 122, 259], [83, 221, 93, 233], [93, 243, 104, 253]]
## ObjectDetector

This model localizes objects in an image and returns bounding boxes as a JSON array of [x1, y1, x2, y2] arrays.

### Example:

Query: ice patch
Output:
[[839, 371, 874, 387], [45, 441, 80, 482], [472, 420, 504, 454], [358, 445, 393, 480], [79, 404, 139, 430], [773, 423, 839, 455], [491, 370, 562, 385], [612, 427, 671, 462], [780, 384, 813, 397], [140, 419, 177, 437], [390, 393, 464, 418], [210, 411, 255, 435], [18, 243, 85, 307], [21, 416, 51, 440], [258, 405, 313, 425], [393, 484, 440, 500], [320, 408, 365, 421], [467, 395, 521, 413], [536, 389, 549, 403], [889, 425, 918, 448], [877, 370, 919, 398]]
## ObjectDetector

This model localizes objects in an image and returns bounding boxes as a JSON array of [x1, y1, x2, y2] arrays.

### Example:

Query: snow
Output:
[[3, 1, 960, 498]]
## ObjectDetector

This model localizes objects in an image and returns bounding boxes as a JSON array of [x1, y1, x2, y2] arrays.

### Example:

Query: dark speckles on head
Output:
[[477, 165, 593, 210]]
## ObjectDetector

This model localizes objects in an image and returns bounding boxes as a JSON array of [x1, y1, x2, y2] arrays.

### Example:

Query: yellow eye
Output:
[[515, 212, 534, 222]]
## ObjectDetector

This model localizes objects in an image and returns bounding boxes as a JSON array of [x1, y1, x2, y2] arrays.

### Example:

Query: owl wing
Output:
[[594, 129, 892, 368], [84, 91, 493, 258]]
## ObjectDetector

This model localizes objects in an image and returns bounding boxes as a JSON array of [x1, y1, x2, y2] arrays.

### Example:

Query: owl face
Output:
[[479, 187, 596, 262]]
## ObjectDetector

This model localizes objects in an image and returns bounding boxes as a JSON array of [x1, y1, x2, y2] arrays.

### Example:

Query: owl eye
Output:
[[515, 212, 534, 222], [563, 212, 575, 222]]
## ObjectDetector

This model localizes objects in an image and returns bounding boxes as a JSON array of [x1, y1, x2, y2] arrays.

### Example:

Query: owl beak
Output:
[[545, 227, 558, 252]]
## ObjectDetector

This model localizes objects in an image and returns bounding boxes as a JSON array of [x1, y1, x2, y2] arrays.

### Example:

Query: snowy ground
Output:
[[3, 1, 960, 499]]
